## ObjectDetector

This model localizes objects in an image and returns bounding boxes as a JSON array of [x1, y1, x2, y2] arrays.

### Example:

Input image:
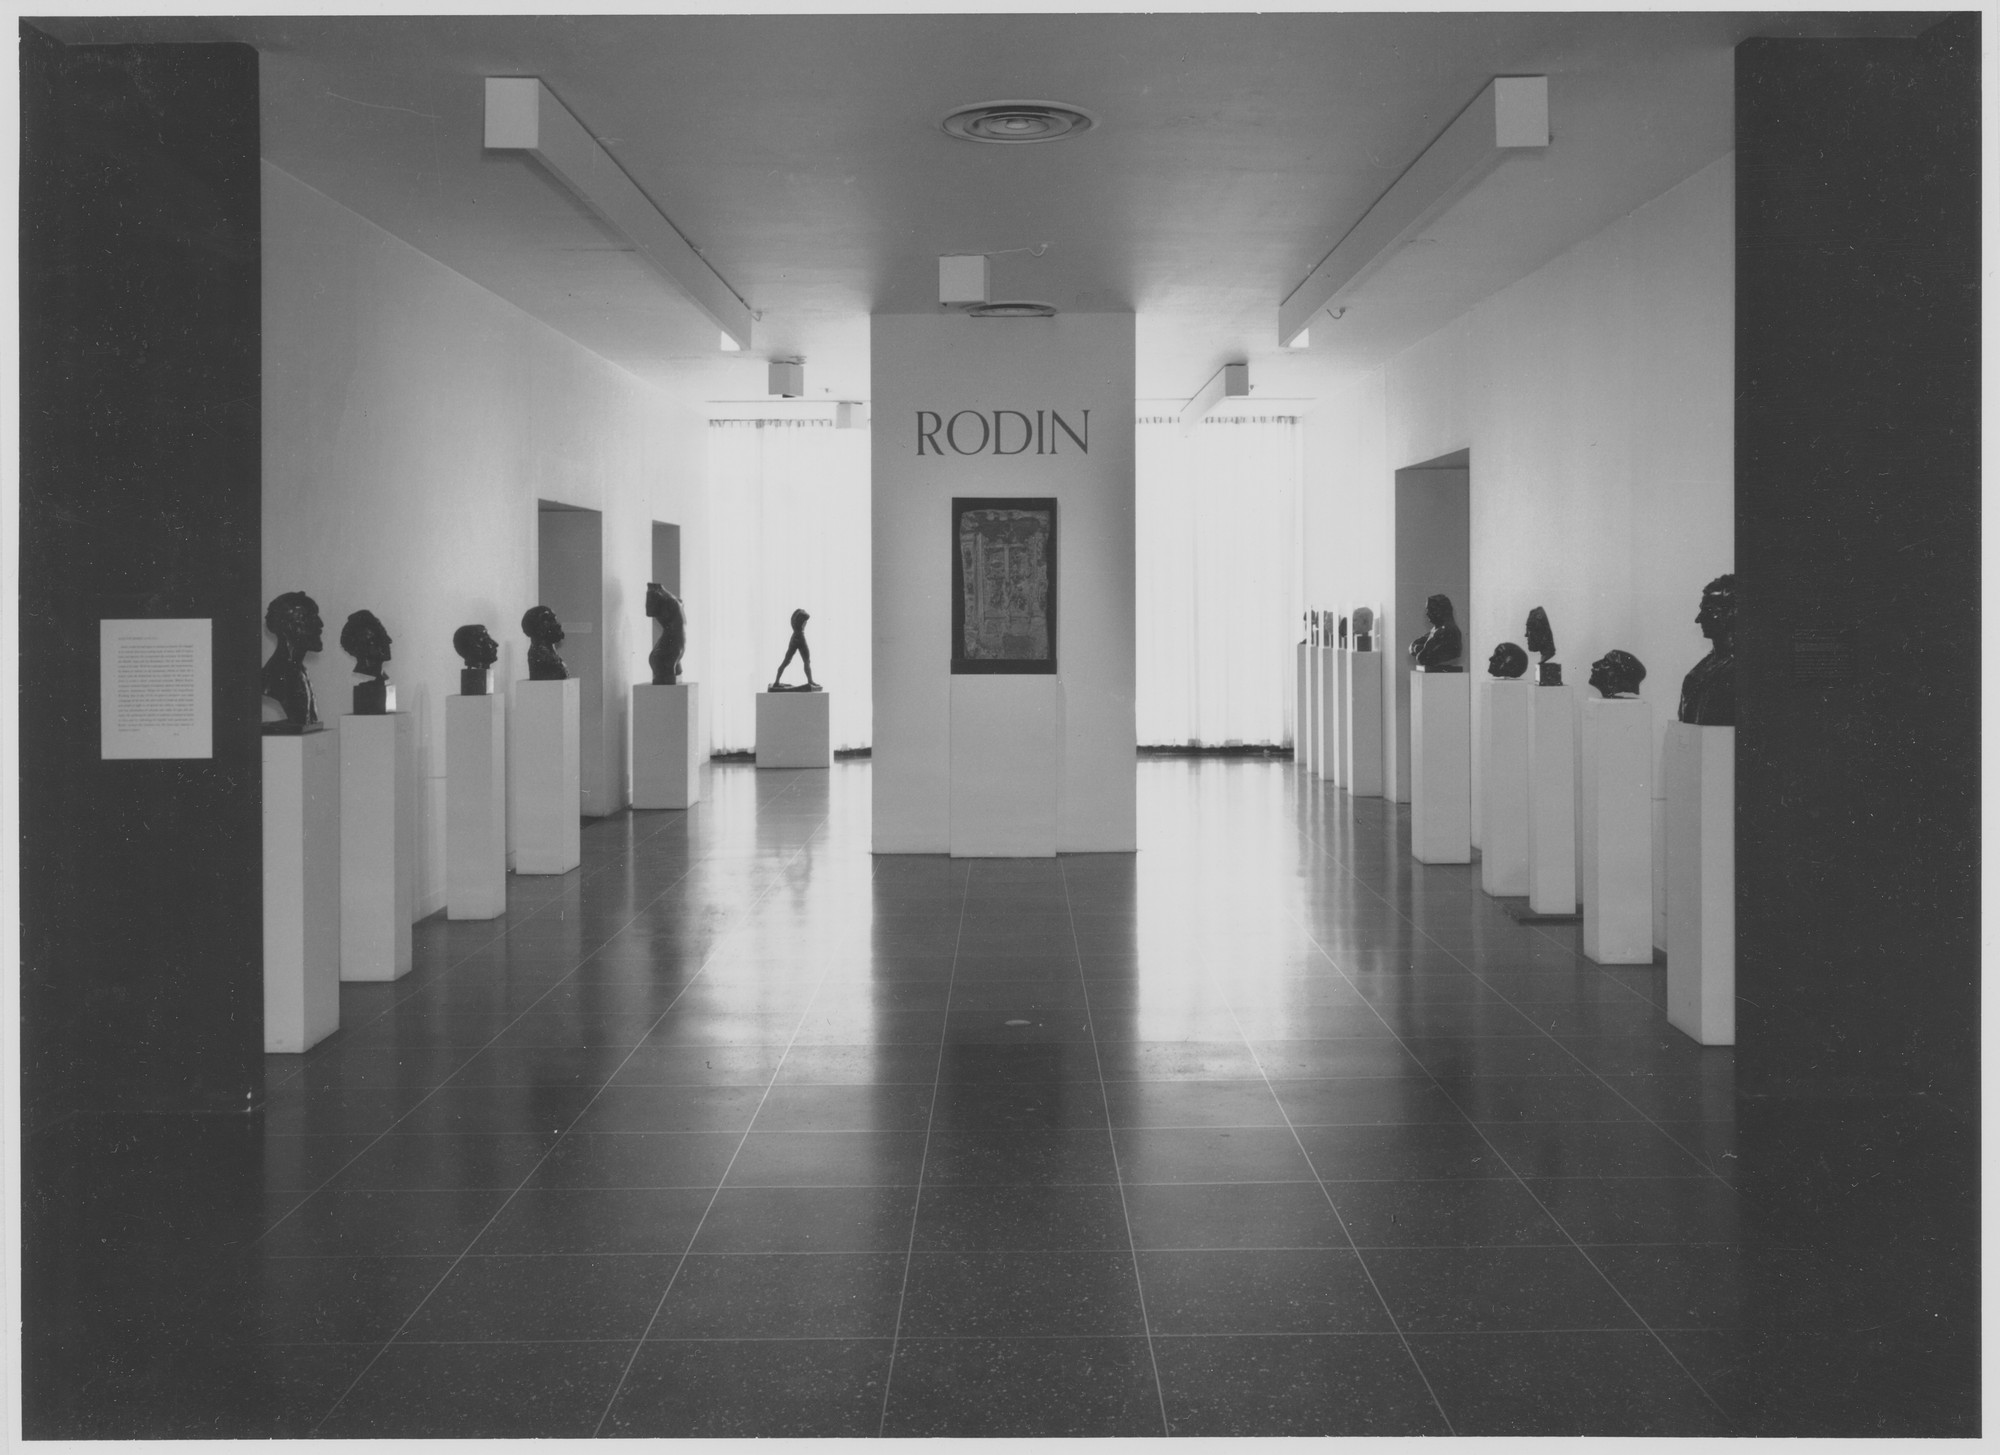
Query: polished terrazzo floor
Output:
[[29, 757, 1755, 1438]]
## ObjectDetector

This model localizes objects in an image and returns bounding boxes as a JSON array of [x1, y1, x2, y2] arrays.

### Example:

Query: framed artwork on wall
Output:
[[951, 497, 1057, 674]]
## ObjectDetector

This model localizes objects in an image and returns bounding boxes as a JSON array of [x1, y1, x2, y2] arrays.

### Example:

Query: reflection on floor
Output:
[[21, 759, 1966, 1437]]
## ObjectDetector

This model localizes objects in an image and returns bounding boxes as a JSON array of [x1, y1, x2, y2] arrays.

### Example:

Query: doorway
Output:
[[652, 521, 681, 597], [1392, 449, 1470, 804], [538, 501, 611, 816]]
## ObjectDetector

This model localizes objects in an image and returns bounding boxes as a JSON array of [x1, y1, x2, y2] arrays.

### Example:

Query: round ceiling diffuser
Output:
[[969, 301, 1058, 319], [941, 101, 1094, 144]]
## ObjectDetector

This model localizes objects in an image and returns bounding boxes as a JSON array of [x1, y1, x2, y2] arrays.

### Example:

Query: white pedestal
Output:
[[262, 732, 340, 1052], [633, 682, 702, 809], [511, 678, 581, 875], [1345, 651, 1385, 798], [1300, 643, 1319, 775], [1409, 671, 1472, 863], [1527, 686, 1578, 914], [1480, 679, 1533, 896], [1296, 639, 1312, 767], [338, 713, 415, 982], [1316, 646, 1339, 784], [756, 690, 831, 769], [446, 694, 507, 920], [949, 676, 1062, 857], [1331, 649, 1351, 789], [1666, 723, 1735, 1044], [1579, 696, 1655, 964]]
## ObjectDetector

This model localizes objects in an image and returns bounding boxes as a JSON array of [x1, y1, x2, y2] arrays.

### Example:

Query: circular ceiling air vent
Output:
[[969, 301, 1058, 319], [941, 101, 1094, 145]]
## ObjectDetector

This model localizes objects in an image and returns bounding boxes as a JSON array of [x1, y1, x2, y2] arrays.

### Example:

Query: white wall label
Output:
[[100, 618, 212, 759]]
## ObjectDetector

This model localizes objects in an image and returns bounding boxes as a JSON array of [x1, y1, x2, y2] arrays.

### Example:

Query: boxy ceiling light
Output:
[[486, 77, 755, 351], [939, 254, 991, 306], [768, 359, 805, 398], [1180, 362, 1249, 435], [1278, 75, 1548, 347]]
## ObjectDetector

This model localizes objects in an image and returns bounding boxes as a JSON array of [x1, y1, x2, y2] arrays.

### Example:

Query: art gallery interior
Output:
[[15, 9, 1978, 1441]]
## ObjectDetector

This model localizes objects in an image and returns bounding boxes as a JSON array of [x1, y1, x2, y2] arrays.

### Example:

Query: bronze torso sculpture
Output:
[[647, 583, 687, 686]]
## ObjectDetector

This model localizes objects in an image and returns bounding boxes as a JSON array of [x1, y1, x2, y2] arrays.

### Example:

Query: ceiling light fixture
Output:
[[968, 302, 1058, 319], [941, 101, 1094, 145]]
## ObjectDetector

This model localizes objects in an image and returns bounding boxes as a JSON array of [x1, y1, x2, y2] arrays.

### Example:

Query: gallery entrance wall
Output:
[[872, 312, 1137, 854]]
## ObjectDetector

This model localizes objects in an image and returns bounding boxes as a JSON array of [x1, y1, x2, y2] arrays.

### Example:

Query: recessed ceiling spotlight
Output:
[[968, 301, 1058, 319], [941, 101, 1094, 145]]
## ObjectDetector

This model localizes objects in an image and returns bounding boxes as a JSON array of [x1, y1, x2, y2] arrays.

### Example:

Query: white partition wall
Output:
[[1295, 641, 1312, 769], [1666, 722, 1735, 1043], [950, 677, 1062, 856], [1527, 685, 1578, 914], [1409, 671, 1472, 863], [1480, 678, 1533, 895], [1579, 696, 1655, 963], [872, 311, 1135, 852], [511, 677, 581, 875], [1332, 648, 1351, 788], [1317, 645, 1339, 782], [1345, 651, 1386, 797], [262, 732, 340, 1051], [338, 712, 416, 981], [1303, 643, 1321, 775], [446, 693, 507, 919], [633, 682, 702, 806]]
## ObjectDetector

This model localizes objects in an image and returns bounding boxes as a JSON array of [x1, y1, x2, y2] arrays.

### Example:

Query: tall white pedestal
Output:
[[1302, 643, 1320, 775], [949, 676, 1062, 857], [1316, 646, 1339, 784], [446, 694, 507, 920], [1666, 723, 1735, 1044], [633, 682, 702, 809], [1480, 679, 1533, 896], [262, 732, 340, 1052], [511, 678, 581, 875], [1294, 642, 1312, 771], [338, 712, 416, 981], [1345, 651, 1385, 797], [1409, 671, 1472, 863], [756, 690, 831, 768], [1579, 696, 1655, 964], [1527, 685, 1578, 914], [1331, 649, 1351, 789]]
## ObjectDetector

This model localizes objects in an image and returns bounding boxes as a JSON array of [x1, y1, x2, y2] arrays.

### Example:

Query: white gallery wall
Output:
[[872, 312, 1137, 854], [1303, 153, 1735, 946], [262, 163, 706, 916]]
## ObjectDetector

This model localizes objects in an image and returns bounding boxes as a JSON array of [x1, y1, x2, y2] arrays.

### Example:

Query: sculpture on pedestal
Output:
[[1589, 649, 1648, 699], [770, 608, 821, 691], [340, 609, 394, 714], [1526, 607, 1563, 686], [646, 583, 687, 686], [1408, 594, 1465, 671], [522, 605, 568, 681], [1338, 615, 1349, 648], [1487, 642, 1529, 679], [1352, 606, 1374, 651], [454, 623, 498, 695], [261, 591, 324, 733], [1677, 573, 1736, 726]]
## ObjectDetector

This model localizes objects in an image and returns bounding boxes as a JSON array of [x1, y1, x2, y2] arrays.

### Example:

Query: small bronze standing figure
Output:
[[647, 583, 687, 686], [1525, 607, 1562, 686], [1487, 642, 1529, 679], [1589, 649, 1648, 699], [770, 608, 820, 691], [1408, 594, 1464, 671], [1677, 574, 1736, 727], [262, 591, 324, 733], [522, 605, 568, 681], [341, 610, 395, 714], [454, 624, 498, 695]]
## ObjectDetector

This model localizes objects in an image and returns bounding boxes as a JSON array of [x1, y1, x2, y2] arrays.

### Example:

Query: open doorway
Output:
[[652, 521, 681, 597], [1392, 449, 1470, 803], [538, 501, 611, 816]]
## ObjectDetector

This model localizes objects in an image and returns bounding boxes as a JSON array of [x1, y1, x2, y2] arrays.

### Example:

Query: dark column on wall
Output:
[[1731, 16, 1977, 1436], [19, 27, 265, 1126]]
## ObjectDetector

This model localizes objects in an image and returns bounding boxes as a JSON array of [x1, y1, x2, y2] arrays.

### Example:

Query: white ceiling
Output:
[[33, 9, 1941, 406]]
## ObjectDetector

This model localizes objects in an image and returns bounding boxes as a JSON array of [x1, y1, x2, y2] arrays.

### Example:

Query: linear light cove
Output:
[[917, 409, 1090, 456]]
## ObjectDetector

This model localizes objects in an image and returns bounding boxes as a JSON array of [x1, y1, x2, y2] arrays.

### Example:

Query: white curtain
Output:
[[705, 419, 872, 752], [1135, 414, 1303, 747]]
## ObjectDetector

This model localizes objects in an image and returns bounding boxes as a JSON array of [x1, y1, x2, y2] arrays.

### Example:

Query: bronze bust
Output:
[[1526, 606, 1562, 686], [1408, 594, 1464, 671], [454, 623, 498, 696], [522, 605, 568, 682], [1677, 574, 1736, 726], [1487, 641, 1529, 679], [1589, 649, 1647, 699], [261, 591, 324, 733], [341, 609, 393, 715]]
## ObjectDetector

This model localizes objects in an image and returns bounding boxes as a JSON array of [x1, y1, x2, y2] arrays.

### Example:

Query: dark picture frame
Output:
[[951, 497, 1057, 674]]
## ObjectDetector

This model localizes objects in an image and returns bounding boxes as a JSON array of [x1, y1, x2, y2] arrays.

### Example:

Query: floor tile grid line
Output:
[[1061, 856, 1192, 1439], [1283, 777, 1733, 1424], [871, 858, 974, 1436], [304, 774, 827, 1437], [582, 776, 861, 1437], [251, 809, 729, 1248]]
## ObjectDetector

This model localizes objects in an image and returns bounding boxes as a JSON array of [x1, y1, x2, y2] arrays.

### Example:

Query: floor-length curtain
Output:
[[706, 419, 871, 751], [1135, 414, 1302, 747]]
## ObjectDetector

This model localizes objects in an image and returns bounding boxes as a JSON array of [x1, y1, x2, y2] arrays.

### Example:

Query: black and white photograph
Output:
[[11, 4, 1980, 1444]]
